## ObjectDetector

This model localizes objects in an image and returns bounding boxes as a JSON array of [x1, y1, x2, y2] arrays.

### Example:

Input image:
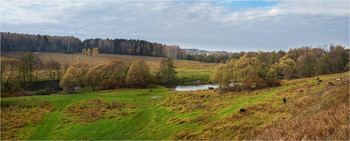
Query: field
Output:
[[1, 51, 218, 84], [1, 71, 349, 140]]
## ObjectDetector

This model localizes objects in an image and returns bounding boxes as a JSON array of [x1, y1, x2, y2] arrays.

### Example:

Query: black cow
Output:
[[283, 97, 286, 104], [240, 108, 246, 113], [318, 80, 322, 83]]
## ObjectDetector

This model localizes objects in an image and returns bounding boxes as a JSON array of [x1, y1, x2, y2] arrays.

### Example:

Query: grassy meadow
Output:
[[1, 71, 348, 140], [2, 51, 218, 84]]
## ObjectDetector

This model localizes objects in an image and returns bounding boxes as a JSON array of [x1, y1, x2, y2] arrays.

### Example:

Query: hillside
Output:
[[1, 51, 218, 83], [1, 72, 348, 140]]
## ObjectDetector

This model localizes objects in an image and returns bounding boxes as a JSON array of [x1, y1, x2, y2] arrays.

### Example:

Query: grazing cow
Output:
[[240, 108, 246, 113], [283, 97, 286, 104], [149, 90, 153, 92], [316, 77, 320, 80], [298, 89, 303, 92], [318, 80, 322, 83], [208, 87, 214, 90], [317, 83, 320, 85], [328, 82, 334, 86], [336, 78, 343, 82]]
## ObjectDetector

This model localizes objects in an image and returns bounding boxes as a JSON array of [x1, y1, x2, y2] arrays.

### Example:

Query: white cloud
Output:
[[1, 0, 348, 52]]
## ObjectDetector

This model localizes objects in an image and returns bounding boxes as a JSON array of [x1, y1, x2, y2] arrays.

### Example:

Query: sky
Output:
[[1, 0, 349, 52]]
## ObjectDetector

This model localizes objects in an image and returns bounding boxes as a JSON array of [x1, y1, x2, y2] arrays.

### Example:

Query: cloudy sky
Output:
[[1, 0, 349, 52]]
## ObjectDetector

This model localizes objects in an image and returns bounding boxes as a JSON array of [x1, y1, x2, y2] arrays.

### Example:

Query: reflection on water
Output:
[[169, 84, 220, 91]]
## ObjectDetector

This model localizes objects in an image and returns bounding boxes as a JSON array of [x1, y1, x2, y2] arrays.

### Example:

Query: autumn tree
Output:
[[100, 59, 127, 89], [126, 59, 153, 88], [82, 48, 87, 55], [1, 57, 21, 93], [234, 54, 268, 87], [156, 58, 178, 86], [18, 52, 36, 82], [275, 50, 286, 63], [60, 62, 89, 91], [211, 59, 236, 87], [46, 59, 61, 80], [315, 54, 331, 75], [87, 48, 92, 56], [86, 64, 105, 90], [296, 52, 316, 77], [269, 51, 276, 66], [275, 55, 296, 79], [92, 47, 99, 56], [32, 57, 44, 81]]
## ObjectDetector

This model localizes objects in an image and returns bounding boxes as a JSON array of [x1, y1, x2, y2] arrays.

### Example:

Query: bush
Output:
[[243, 75, 266, 89], [265, 78, 281, 87]]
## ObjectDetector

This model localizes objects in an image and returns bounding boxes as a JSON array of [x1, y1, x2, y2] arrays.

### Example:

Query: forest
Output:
[[1, 32, 185, 59]]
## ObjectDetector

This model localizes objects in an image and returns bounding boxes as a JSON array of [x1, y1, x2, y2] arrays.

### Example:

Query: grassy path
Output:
[[17, 87, 187, 140], [28, 110, 62, 140]]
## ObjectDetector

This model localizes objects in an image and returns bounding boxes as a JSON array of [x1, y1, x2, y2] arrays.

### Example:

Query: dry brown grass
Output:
[[160, 90, 223, 113], [1, 51, 218, 71], [0, 98, 54, 139], [63, 98, 133, 123], [257, 79, 349, 140], [165, 72, 349, 140]]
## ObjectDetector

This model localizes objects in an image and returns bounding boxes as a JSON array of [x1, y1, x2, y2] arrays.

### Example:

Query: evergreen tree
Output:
[[156, 58, 178, 85]]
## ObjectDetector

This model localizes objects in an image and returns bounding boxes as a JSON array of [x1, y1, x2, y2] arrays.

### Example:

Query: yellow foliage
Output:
[[126, 59, 153, 88], [60, 62, 89, 91], [87, 48, 92, 56], [92, 47, 99, 56], [82, 48, 86, 55]]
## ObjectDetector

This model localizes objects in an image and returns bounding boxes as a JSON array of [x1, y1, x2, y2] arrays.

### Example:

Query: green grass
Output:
[[1, 72, 349, 140], [1, 87, 202, 140], [176, 69, 213, 84]]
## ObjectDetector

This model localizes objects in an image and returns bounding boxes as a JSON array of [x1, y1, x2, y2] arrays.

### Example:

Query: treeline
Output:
[[1, 32, 186, 59], [1, 52, 177, 96], [83, 38, 185, 59], [1, 32, 82, 53], [0, 32, 263, 63], [1, 32, 349, 65], [211, 45, 349, 89]]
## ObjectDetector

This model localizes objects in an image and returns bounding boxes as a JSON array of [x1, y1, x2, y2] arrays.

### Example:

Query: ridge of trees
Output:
[[1, 32, 185, 59], [2, 32, 349, 65], [211, 45, 349, 89]]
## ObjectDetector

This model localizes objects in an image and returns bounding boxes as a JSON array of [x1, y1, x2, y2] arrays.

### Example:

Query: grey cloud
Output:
[[1, 0, 348, 52]]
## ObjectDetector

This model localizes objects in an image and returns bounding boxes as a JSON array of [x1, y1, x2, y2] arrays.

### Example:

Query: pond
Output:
[[169, 84, 220, 91]]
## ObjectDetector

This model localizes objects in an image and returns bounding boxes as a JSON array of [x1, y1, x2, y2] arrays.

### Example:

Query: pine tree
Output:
[[156, 58, 178, 85]]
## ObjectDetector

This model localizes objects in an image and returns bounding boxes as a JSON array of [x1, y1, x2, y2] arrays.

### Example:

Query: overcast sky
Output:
[[1, 0, 349, 52]]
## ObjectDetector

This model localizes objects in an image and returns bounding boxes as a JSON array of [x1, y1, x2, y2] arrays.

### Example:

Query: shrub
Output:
[[265, 78, 281, 87]]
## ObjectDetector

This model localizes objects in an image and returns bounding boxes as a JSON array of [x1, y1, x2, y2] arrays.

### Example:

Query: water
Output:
[[170, 84, 220, 91]]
